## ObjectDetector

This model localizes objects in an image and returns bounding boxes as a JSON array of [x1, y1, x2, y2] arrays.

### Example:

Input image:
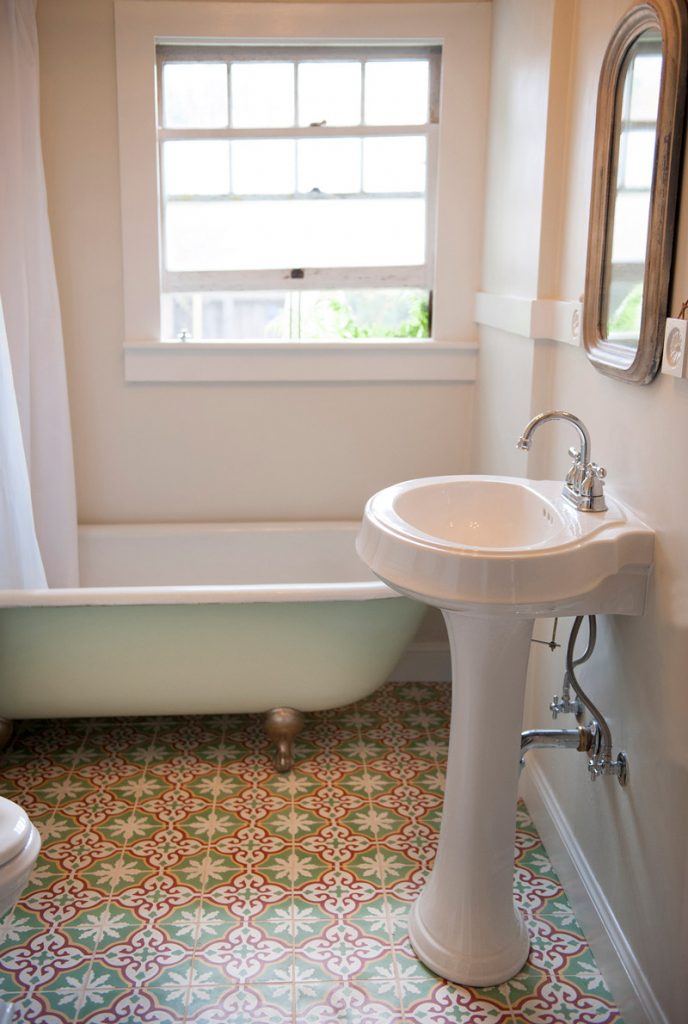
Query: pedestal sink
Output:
[[356, 475, 653, 985]]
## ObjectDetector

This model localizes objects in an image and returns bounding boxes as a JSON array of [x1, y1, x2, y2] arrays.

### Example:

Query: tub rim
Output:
[[0, 581, 395, 609], [0, 519, 398, 608]]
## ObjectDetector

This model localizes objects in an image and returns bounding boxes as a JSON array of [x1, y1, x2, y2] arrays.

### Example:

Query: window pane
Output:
[[165, 198, 425, 271], [363, 137, 426, 193], [297, 288, 430, 338], [610, 191, 650, 263], [231, 141, 296, 194], [162, 63, 228, 128], [297, 62, 362, 126], [606, 272, 643, 340], [364, 60, 429, 125], [619, 129, 655, 190], [161, 288, 429, 340], [162, 141, 230, 196], [628, 53, 662, 121], [297, 139, 361, 194], [231, 62, 295, 127]]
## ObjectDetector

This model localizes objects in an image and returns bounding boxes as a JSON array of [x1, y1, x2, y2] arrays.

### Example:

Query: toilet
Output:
[[0, 796, 41, 919], [0, 796, 41, 1024]]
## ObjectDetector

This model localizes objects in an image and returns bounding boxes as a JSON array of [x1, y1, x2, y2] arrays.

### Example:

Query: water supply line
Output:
[[521, 615, 628, 786]]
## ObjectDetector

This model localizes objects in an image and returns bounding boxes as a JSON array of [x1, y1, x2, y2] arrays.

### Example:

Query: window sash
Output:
[[156, 43, 441, 128], [156, 42, 439, 295], [162, 266, 430, 293]]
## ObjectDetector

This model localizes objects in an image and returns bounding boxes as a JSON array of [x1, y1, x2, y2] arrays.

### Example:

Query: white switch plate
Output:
[[662, 318, 688, 377]]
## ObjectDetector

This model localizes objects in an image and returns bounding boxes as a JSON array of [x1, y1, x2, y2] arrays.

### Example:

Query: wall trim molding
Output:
[[124, 340, 478, 384], [475, 292, 582, 346], [520, 759, 668, 1024]]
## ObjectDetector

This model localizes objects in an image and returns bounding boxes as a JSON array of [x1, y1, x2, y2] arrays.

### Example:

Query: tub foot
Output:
[[263, 708, 304, 773], [0, 719, 14, 751]]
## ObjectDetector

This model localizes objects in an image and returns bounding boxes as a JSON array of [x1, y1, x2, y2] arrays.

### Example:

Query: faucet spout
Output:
[[517, 410, 591, 465], [516, 410, 606, 512]]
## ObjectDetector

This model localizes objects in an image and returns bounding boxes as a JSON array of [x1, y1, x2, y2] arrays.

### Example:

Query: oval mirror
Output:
[[584, 0, 688, 383]]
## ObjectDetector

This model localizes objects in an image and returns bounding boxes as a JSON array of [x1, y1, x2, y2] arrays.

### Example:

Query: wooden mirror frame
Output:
[[584, 0, 688, 383]]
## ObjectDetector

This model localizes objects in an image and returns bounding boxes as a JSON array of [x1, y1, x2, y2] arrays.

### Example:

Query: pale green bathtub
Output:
[[0, 522, 424, 719]]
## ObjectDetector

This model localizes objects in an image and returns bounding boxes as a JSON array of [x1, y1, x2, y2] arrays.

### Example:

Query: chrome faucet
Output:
[[516, 410, 607, 512]]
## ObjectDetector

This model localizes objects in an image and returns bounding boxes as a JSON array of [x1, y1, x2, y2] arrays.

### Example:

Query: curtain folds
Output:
[[0, 0, 79, 587]]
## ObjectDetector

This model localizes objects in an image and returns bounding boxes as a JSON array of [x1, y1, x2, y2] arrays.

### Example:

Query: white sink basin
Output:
[[357, 475, 654, 615]]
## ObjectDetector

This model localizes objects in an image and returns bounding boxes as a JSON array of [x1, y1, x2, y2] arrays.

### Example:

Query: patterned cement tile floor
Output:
[[0, 681, 623, 1024]]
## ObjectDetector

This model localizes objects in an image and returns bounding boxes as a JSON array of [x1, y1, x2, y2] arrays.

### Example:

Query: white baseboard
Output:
[[388, 641, 452, 682], [520, 760, 668, 1024]]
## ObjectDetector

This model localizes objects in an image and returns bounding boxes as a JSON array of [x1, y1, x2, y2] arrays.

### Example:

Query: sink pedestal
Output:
[[357, 474, 654, 984], [408, 612, 533, 985]]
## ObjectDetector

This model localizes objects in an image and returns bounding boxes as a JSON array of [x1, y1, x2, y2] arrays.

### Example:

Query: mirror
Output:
[[584, 0, 687, 383]]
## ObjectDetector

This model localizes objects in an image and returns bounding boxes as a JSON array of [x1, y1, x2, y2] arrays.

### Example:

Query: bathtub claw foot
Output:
[[263, 708, 304, 772], [0, 719, 14, 752]]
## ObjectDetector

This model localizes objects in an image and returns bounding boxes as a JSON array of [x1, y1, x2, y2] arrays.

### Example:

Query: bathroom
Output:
[[0, 0, 686, 1021]]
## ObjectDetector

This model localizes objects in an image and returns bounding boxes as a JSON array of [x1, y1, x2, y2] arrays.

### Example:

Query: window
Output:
[[115, 1, 489, 381], [156, 45, 439, 341]]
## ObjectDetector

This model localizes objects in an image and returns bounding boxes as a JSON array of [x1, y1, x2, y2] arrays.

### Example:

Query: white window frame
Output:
[[157, 42, 439, 316], [114, 1, 489, 382]]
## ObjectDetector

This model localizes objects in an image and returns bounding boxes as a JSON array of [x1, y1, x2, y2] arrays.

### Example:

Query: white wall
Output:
[[36, 0, 487, 527], [477, 2, 688, 1022]]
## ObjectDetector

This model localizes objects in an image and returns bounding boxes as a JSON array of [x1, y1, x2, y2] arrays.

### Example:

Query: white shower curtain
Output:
[[0, 300, 46, 589], [0, 0, 79, 587]]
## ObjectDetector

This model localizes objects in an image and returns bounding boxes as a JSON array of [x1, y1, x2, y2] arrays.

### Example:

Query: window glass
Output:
[[297, 62, 362, 126], [165, 198, 425, 271], [231, 62, 295, 127], [627, 53, 662, 120], [162, 141, 230, 196], [231, 141, 296, 194], [161, 288, 429, 340], [364, 60, 429, 125], [363, 137, 426, 193], [619, 129, 655, 189], [162, 63, 228, 128], [297, 139, 361, 194]]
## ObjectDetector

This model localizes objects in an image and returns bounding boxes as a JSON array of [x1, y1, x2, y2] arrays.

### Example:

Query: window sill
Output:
[[123, 339, 477, 383]]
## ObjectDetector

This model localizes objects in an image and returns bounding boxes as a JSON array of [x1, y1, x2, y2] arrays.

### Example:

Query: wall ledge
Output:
[[123, 339, 477, 383], [475, 292, 582, 346], [520, 759, 668, 1024]]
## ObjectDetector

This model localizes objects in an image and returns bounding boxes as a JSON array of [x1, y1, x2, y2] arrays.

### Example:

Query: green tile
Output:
[[158, 899, 238, 946], [80, 851, 156, 895], [347, 895, 410, 943], [556, 946, 619, 1001], [341, 806, 407, 841], [294, 979, 401, 1021], [37, 962, 126, 1017], [63, 903, 143, 953], [347, 848, 418, 887], [260, 806, 328, 840], [254, 896, 333, 943], [260, 848, 330, 887]]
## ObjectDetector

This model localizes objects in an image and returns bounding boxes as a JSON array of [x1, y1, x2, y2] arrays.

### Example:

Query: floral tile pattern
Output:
[[0, 681, 624, 1023]]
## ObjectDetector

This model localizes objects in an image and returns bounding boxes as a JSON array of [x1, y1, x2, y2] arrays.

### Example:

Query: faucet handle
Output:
[[567, 446, 582, 462], [580, 463, 607, 510]]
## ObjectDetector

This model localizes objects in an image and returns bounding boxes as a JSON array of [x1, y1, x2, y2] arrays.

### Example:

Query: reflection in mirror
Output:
[[584, 1, 687, 383], [605, 30, 661, 343]]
